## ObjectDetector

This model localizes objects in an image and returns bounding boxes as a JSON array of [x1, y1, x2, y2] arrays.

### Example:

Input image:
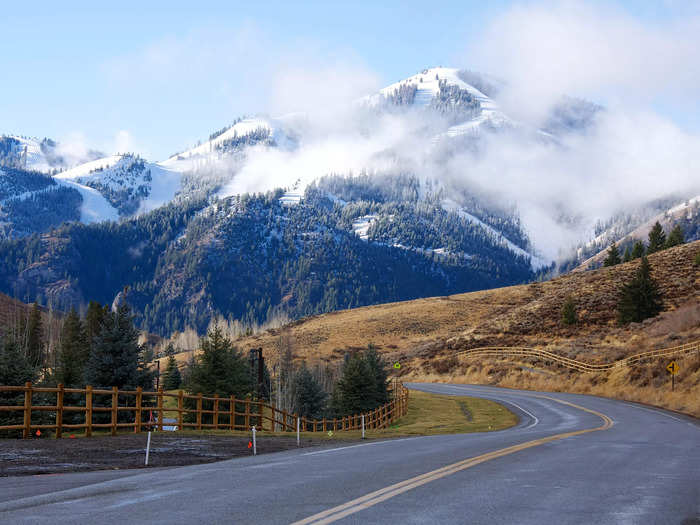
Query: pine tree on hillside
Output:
[[561, 296, 577, 326], [56, 308, 89, 387], [617, 256, 663, 324], [162, 355, 182, 390], [631, 240, 646, 259], [25, 304, 44, 369], [603, 243, 621, 267], [85, 303, 152, 389], [622, 247, 632, 263], [291, 364, 327, 420], [665, 225, 684, 248], [647, 222, 666, 254], [185, 326, 251, 397]]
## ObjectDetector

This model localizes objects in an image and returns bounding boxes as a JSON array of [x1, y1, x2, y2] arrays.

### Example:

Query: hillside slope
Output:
[[237, 241, 700, 415]]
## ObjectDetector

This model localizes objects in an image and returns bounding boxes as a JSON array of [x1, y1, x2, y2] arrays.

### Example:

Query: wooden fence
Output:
[[0, 383, 410, 439], [455, 339, 700, 373]]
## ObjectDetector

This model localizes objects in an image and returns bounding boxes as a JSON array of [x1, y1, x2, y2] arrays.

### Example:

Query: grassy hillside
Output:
[[233, 241, 700, 416]]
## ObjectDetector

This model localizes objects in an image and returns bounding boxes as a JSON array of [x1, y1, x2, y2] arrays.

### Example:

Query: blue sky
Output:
[[2, 0, 698, 160]]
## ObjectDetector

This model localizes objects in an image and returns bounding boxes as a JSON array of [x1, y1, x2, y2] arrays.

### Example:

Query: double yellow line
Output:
[[292, 395, 613, 525]]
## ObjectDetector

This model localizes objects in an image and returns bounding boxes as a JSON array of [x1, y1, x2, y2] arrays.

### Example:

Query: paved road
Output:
[[1, 384, 698, 524]]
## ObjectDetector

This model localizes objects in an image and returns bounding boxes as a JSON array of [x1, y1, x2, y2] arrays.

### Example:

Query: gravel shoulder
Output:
[[0, 433, 337, 476]]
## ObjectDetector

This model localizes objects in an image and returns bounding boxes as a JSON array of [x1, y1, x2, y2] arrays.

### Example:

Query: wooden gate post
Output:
[[157, 387, 164, 432], [56, 383, 64, 439], [177, 390, 184, 432], [135, 387, 143, 433], [213, 394, 219, 430], [230, 396, 235, 431], [244, 399, 250, 430], [23, 381, 32, 439], [111, 386, 118, 436], [196, 393, 203, 431], [85, 385, 93, 437]]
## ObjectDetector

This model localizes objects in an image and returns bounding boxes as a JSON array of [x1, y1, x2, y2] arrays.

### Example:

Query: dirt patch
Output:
[[0, 433, 336, 476]]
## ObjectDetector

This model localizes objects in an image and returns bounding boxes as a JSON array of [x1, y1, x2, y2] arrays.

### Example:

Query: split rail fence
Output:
[[455, 339, 700, 373], [0, 383, 409, 439]]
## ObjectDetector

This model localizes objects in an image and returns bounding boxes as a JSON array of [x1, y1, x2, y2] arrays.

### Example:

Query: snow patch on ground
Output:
[[351, 215, 378, 240], [55, 179, 119, 224]]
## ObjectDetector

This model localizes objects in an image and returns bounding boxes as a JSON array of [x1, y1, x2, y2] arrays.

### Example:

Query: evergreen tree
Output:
[[84, 301, 108, 348], [647, 222, 666, 254], [561, 296, 577, 326], [332, 352, 377, 416], [291, 364, 327, 419], [631, 240, 645, 259], [603, 243, 621, 267], [185, 326, 251, 397], [25, 303, 44, 369], [622, 247, 632, 263], [85, 303, 152, 389], [364, 345, 390, 406], [162, 355, 182, 390], [0, 336, 37, 434], [56, 308, 89, 387], [665, 225, 684, 248], [617, 257, 663, 324]]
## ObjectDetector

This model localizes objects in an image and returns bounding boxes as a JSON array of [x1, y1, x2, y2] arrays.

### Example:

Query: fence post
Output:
[[230, 396, 235, 430], [157, 387, 164, 432], [196, 393, 203, 431], [177, 390, 184, 432], [85, 385, 93, 437], [245, 399, 250, 430], [257, 399, 263, 431], [55, 383, 64, 439], [111, 386, 118, 436], [323, 418, 327, 432], [362, 414, 365, 439], [297, 417, 300, 446], [135, 387, 143, 433], [213, 394, 219, 431], [23, 381, 32, 439]]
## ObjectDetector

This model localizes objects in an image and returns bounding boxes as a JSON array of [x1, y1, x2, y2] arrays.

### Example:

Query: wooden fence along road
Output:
[[455, 339, 700, 373], [0, 383, 410, 439]]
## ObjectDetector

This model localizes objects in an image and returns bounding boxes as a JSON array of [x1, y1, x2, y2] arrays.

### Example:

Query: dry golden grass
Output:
[[156, 390, 516, 438]]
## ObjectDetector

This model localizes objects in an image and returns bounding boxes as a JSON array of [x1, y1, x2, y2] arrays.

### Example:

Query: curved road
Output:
[[1, 384, 698, 524]]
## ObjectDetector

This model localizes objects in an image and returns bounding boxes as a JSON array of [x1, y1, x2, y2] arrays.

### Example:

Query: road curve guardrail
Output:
[[454, 340, 700, 373]]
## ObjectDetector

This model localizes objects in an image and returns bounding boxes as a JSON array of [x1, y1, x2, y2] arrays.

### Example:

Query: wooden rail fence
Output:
[[455, 339, 700, 373], [0, 383, 410, 439]]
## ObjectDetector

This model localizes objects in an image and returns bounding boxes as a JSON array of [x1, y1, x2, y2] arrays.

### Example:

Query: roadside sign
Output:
[[393, 362, 401, 369], [666, 361, 679, 375]]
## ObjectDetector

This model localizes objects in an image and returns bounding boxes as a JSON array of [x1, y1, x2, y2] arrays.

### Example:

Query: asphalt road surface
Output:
[[1, 383, 698, 524]]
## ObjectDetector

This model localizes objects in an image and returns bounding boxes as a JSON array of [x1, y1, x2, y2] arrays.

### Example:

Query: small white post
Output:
[[145, 431, 152, 466], [361, 414, 365, 439], [296, 417, 300, 447], [252, 426, 257, 456]]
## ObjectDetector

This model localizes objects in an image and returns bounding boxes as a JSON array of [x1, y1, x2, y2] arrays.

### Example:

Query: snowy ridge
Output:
[[161, 116, 297, 171], [364, 67, 515, 138], [54, 154, 181, 218]]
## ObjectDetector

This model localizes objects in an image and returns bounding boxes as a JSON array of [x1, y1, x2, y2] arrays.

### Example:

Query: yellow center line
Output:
[[291, 395, 613, 525]]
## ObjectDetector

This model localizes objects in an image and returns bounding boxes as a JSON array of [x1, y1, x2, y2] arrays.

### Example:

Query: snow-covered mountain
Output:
[[54, 154, 182, 218], [0, 134, 103, 173]]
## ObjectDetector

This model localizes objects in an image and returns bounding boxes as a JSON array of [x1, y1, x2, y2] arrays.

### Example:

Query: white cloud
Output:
[[466, 1, 700, 124]]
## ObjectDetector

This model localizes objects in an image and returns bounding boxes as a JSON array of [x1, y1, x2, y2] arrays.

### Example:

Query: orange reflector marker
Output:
[[248, 441, 253, 449], [35, 430, 41, 437]]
